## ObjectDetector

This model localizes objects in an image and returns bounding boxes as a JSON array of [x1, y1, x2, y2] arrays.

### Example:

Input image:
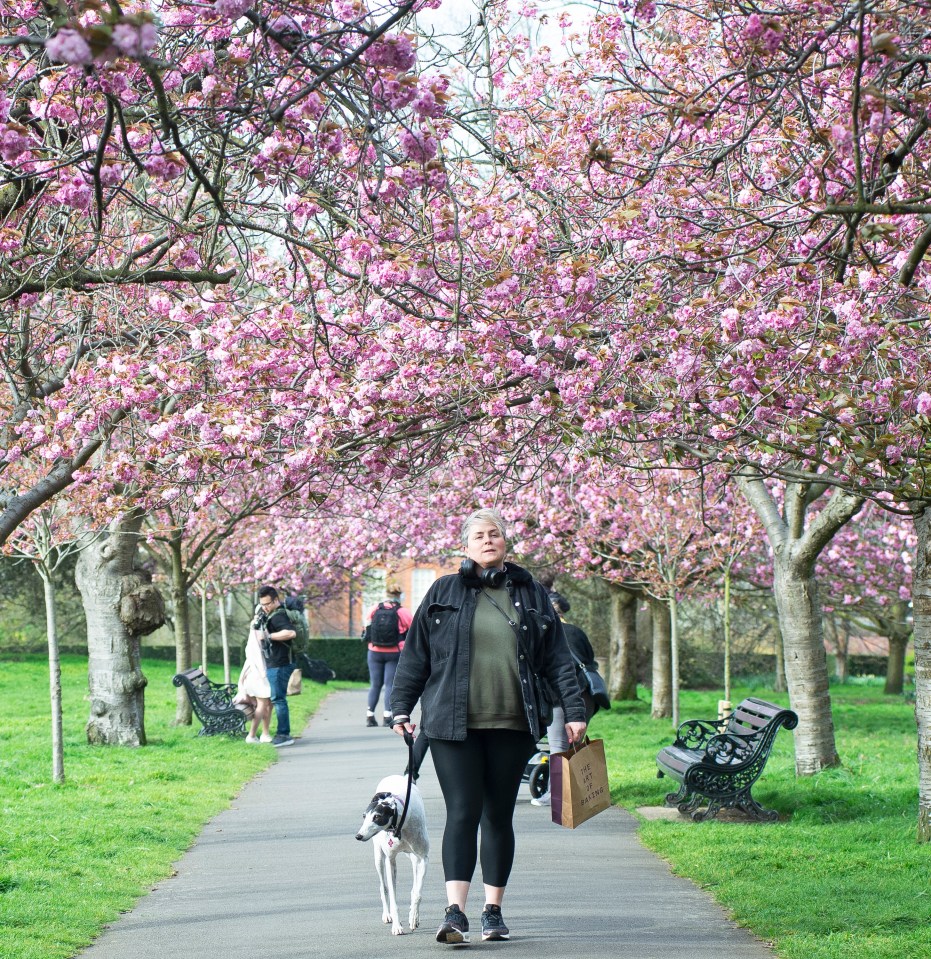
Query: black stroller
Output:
[[522, 740, 550, 799]]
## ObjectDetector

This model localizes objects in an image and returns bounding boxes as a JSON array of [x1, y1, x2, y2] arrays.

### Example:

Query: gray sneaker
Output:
[[436, 904, 469, 944], [271, 734, 294, 747], [481, 904, 509, 941]]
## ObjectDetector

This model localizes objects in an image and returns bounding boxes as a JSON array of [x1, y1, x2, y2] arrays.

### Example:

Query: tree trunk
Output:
[[722, 566, 732, 703], [772, 561, 840, 774], [39, 567, 64, 783], [669, 594, 681, 729], [884, 600, 911, 696], [912, 507, 931, 841], [650, 597, 672, 719], [774, 625, 787, 692], [218, 589, 231, 685], [737, 474, 861, 775], [200, 585, 208, 675], [606, 581, 638, 700], [836, 619, 850, 685], [76, 513, 149, 746], [169, 530, 193, 725]]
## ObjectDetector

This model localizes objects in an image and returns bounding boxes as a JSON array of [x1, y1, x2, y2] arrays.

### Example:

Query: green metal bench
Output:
[[172, 667, 253, 736], [656, 697, 798, 822]]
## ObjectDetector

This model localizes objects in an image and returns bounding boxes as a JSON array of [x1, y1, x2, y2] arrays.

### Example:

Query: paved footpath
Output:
[[77, 689, 775, 959]]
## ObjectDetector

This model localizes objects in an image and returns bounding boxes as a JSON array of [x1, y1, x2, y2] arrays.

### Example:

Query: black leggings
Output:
[[430, 728, 536, 886]]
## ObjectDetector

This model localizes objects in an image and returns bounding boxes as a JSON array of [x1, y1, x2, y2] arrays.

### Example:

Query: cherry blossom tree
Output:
[[819, 501, 915, 694], [454, 1, 931, 822]]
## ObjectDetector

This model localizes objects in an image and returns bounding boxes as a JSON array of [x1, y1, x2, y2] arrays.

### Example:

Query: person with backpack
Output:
[[253, 585, 297, 746], [363, 581, 412, 727]]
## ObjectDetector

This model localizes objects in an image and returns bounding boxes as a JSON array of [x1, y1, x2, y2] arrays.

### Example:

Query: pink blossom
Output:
[[213, 0, 254, 20], [762, 26, 784, 54], [0, 124, 30, 163], [633, 1, 657, 20], [45, 29, 93, 66], [399, 129, 438, 163], [366, 35, 416, 71], [268, 15, 302, 37], [916, 393, 931, 416], [112, 21, 159, 58], [743, 14, 764, 40], [144, 150, 186, 181]]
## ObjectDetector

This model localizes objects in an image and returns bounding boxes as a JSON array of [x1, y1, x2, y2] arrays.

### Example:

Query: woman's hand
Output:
[[392, 716, 416, 737], [565, 721, 587, 745]]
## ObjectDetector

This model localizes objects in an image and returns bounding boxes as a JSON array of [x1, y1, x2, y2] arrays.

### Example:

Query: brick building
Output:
[[305, 560, 460, 638]]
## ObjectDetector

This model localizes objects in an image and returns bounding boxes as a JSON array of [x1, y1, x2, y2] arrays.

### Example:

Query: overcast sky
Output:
[[414, 1, 601, 55]]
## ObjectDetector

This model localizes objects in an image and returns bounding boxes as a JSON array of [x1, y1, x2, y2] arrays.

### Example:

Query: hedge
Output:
[[305, 638, 368, 682]]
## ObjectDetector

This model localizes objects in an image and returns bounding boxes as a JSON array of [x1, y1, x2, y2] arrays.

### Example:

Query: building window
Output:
[[411, 568, 436, 611], [362, 568, 387, 614]]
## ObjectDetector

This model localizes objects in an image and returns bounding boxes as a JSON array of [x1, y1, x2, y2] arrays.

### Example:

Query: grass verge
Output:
[[0, 654, 343, 959], [592, 682, 929, 959], [3, 659, 928, 959]]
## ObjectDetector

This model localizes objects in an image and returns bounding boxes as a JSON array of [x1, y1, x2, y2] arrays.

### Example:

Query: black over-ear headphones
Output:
[[459, 559, 506, 589]]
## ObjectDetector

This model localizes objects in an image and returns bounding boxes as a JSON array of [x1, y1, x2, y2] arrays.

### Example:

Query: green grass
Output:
[[2, 660, 928, 959], [591, 683, 930, 959], [0, 654, 345, 959]]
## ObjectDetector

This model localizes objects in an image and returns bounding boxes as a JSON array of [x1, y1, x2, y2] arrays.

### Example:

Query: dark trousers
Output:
[[367, 649, 400, 713], [430, 728, 536, 887], [265, 664, 294, 736]]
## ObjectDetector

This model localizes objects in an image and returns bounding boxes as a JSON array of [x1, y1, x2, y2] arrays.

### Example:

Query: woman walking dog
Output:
[[391, 508, 586, 944]]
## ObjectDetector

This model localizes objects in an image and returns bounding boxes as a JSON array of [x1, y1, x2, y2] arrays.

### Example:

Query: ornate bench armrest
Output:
[[704, 730, 760, 765], [674, 718, 728, 749], [203, 681, 238, 709]]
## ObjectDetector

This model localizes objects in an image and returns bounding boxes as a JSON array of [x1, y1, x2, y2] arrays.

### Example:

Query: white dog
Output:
[[355, 774, 429, 935]]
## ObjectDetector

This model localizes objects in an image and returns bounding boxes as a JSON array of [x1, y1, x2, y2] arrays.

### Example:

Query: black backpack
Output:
[[294, 653, 336, 683], [366, 602, 401, 647]]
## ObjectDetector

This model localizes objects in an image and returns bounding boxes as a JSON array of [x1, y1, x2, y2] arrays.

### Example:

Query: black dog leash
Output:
[[394, 728, 415, 840]]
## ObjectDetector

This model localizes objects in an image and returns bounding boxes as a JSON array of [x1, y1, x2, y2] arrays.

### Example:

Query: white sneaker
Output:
[[245, 734, 259, 744], [259, 733, 273, 743], [530, 791, 551, 807]]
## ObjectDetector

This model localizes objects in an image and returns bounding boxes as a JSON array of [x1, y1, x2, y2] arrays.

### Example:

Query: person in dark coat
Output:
[[531, 590, 598, 807], [391, 508, 586, 945]]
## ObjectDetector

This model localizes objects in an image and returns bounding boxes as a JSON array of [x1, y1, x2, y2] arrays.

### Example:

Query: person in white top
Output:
[[234, 626, 273, 743]]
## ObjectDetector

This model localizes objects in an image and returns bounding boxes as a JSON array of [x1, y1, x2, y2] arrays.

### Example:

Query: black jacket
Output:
[[391, 562, 586, 741], [564, 623, 596, 668]]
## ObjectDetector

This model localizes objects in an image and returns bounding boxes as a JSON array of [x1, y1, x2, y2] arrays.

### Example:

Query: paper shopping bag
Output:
[[286, 666, 303, 696], [550, 737, 611, 829]]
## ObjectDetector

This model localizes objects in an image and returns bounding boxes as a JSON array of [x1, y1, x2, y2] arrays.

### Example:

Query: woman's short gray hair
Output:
[[461, 508, 508, 548]]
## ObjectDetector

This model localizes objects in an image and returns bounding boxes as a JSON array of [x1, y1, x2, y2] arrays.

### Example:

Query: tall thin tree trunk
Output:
[[774, 625, 787, 692], [723, 566, 732, 703], [606, 581, 638, 700], [200, 585, 208, 675], [835, 619, 850, 685], [39, 568, 64, 783], [170, 530, 193, 725], [912, 507, 931, 841], [76, 513, 149, 746], [650, 597, 672, 719], [348, 576, 355, 639], [669, 594, 680, 729], [218, 589, 231, 685]]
